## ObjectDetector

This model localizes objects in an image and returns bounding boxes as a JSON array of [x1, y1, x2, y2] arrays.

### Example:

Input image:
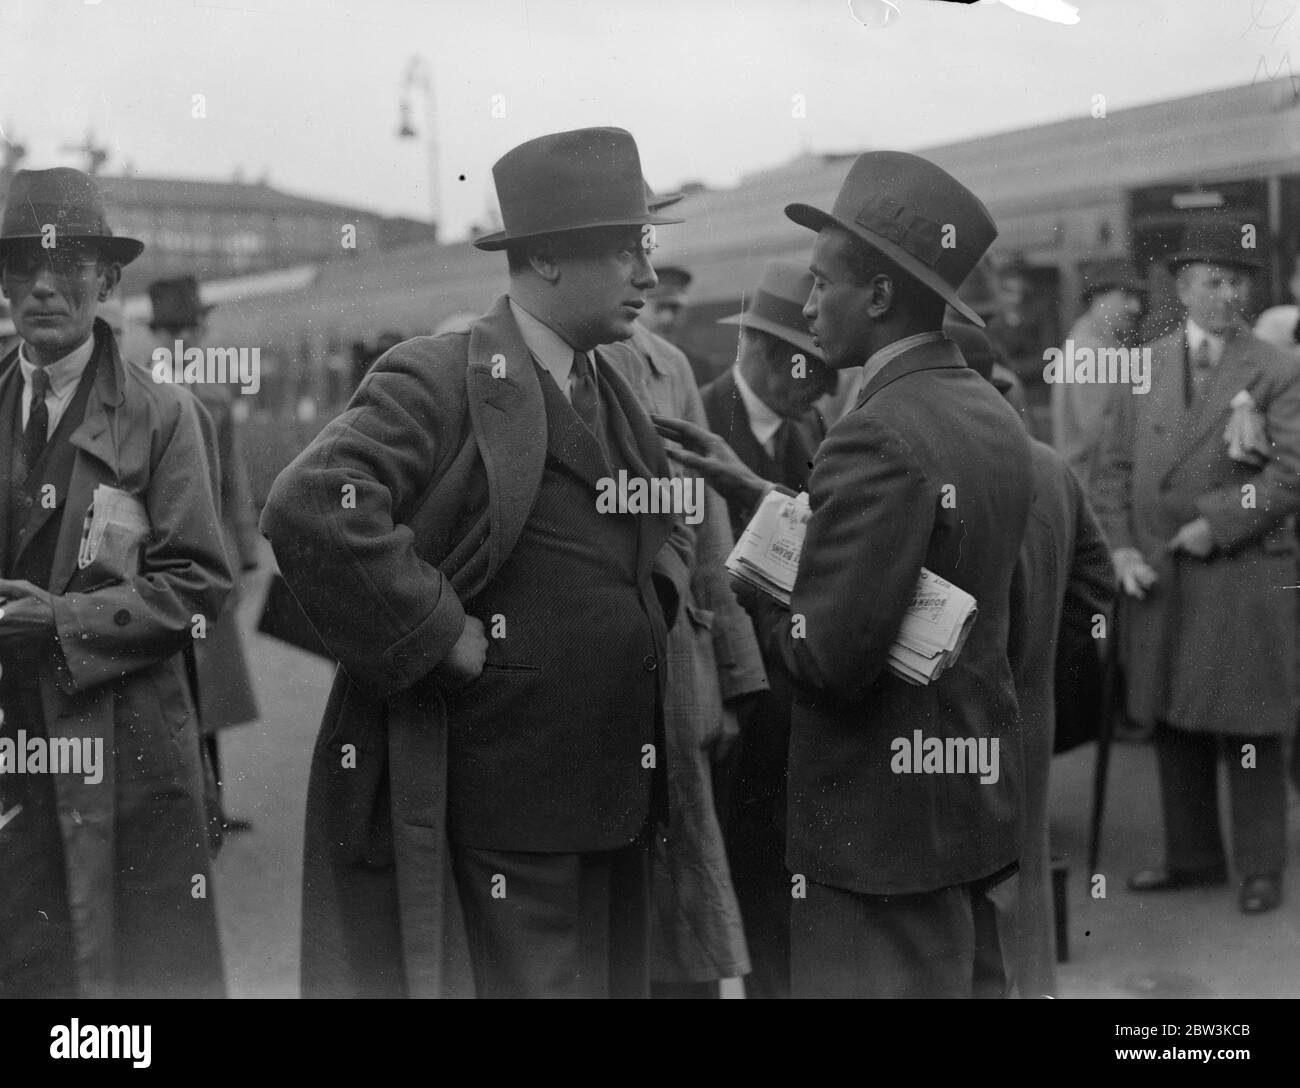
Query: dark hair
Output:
[[839, 231, 944, 324]]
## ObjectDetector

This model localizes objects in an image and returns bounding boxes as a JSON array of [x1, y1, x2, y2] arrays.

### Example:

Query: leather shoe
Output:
[[1127, 866, 1227, 892], [1239, 874, 1282, 914]]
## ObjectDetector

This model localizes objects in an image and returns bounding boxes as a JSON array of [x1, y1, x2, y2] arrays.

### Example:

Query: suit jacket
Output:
[[750, 338, 1034, 895], [700, 369, 823, 540], [1092, 323, 1300, 735], [1008, 438, 1113, 998], [0, 318, 230, 996], [620, 322, 767, 982], [1050, 312, 1126, 492], [260, 295, 692, 997]]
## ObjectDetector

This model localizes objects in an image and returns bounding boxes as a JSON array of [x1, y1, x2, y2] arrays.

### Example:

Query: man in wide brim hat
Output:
[[0, 167, 229, 997], [263, 126, 694, 998], [1163, 217, 1267, 274], [147, 275, 216, 332], [739, 150, 1035, 997]]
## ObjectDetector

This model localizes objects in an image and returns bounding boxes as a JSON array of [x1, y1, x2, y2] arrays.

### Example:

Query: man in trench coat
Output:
[[262, 128, 693, 998], [0, 167, 230, 997], [1093, 219, 1300, 914]]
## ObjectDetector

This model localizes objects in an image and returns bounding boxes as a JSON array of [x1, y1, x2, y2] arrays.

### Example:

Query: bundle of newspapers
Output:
[[725, 489, 978, 685]]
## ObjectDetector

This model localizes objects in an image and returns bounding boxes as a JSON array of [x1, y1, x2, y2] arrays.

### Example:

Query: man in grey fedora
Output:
[[0, 167, 229, 997], [262, 127, 694, 997], [1094, 218, 1300, 915], [749, 152, 1033, 997]]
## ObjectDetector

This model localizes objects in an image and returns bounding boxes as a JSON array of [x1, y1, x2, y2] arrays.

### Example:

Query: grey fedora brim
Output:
[[0, 232, 144, 266], [473, 210, 685, 251], [717, 311, 820, 360], [785, 202, 986, 328]]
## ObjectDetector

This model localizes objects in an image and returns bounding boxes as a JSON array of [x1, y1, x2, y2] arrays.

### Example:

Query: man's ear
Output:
[[866, 272, 896, 320], [98, 263, 122, 301], [528, 246, 562, 284]]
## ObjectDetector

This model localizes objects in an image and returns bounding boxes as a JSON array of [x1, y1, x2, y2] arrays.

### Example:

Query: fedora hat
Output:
[[148, 275, 215, 330], [0, 167, 143, 265], [473, 127, 684, 251], [785, 151, 997, 327], [718, 259, 822, 360], [1164, 218, 1266, 273], [1079, 257, 1147, 305]]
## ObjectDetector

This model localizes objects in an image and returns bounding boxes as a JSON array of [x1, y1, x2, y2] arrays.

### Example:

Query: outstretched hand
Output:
[[651, 414, 774, 510]]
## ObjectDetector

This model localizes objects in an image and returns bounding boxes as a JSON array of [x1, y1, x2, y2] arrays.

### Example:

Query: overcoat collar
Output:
[[856, 337, 965, 409]]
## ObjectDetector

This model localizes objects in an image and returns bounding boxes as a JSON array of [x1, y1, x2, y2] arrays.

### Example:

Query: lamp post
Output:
[[398, 56, 440, 237]]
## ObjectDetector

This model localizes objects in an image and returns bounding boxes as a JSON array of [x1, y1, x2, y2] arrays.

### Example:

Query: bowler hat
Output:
[[1164, 218, 1266, 273], [785, 151, 997, 326], [474, 128, 683, 251], [718, 259, 822, 361], [1079, 257, 1147, 305], [0, 167, 143, 265], [148, 276, 214, 330]]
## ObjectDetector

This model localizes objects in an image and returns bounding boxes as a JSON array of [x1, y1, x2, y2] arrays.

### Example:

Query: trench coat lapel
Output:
[[49, 324, 126, 594]]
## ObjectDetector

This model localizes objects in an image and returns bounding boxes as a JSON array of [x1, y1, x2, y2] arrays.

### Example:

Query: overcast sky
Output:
[[0, 0, 1292, 240]]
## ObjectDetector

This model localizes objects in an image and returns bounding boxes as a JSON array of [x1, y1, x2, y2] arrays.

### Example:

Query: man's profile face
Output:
[[804, 228, 878, 369], [1, 241, 117, 363], [1177, 262, 1249, 336], [552, 225, 659, 347]]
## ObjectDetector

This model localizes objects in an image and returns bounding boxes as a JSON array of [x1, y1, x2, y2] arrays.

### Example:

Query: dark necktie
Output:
[[773, 419, 812, 491], [570, 350, 599, 433], [22, 365, 51, 479], [1189, 339, 1214, 404]]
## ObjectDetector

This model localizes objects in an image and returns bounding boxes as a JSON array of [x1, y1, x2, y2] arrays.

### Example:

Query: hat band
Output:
[[744, 291, 812, 344], [852, 194, 944, 268]]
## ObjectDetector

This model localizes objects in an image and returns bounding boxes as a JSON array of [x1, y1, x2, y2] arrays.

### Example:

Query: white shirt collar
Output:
[[837, 331, 947, 422], [1186, 318, 1225, 362], [19, 331, 96, 398], [732, 364, 785, 456], [509, 297, 594, 398]]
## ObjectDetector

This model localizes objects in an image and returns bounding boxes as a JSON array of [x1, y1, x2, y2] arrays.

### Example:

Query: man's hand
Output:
[[651, 414, 774, 511], [0, 579, 56, 646], [1168, 517, 1214, 560], [434, 614, 487, 689], [1111, 548, 1158, 600]]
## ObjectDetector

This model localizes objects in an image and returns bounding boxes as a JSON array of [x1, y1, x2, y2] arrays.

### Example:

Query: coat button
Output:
[[642, 654, 658, 672], [113, 609, 131, 626]]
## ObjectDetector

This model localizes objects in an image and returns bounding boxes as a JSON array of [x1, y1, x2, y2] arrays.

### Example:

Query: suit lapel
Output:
[[465, 296, 548, 583], [1162, 326, 1263, 477], [0, 353, 20, 574]]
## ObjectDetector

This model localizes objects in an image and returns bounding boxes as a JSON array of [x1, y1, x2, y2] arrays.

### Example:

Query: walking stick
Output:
[[1087, 598, 1122, 877]]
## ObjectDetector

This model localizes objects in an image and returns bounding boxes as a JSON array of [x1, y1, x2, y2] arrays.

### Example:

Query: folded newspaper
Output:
[[76, 484, 151, 581], [726, 489, 978, 685]]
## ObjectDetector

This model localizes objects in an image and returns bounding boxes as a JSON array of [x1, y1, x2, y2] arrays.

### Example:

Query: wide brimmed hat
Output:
[[148, 276, 215, 329], [1164, 218, 1266, 273], [1079, 256, 1147, 303], [473, 127, 684, 251], [718, 258, 822, 360], [0, 167, 143, 265], [785, 151, 997, 327]]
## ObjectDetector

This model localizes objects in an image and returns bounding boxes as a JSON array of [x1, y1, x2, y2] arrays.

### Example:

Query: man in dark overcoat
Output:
[[261, 128, 693, 997], [748, 153, 1033, 997], [0, 168, 230, 997], [1094, 219, 1300, 914]]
